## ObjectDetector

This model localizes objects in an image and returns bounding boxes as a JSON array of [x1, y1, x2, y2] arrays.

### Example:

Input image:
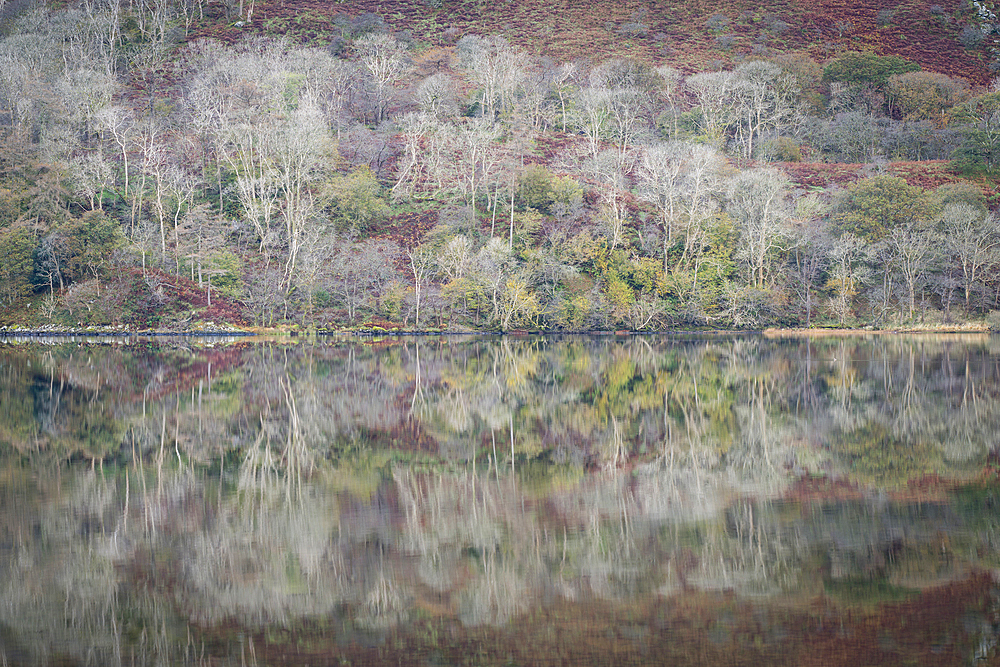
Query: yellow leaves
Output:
[[323, 166, 388, 233], [604, 275, 635, 315], [824, 275, 858, 299], [552, 293, 593, 330], [886, 71, 971, 127], [499, 276, 540, 330]]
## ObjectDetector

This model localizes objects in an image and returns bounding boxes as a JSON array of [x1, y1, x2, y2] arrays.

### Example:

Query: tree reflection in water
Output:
[[0, 334, 998, 665]]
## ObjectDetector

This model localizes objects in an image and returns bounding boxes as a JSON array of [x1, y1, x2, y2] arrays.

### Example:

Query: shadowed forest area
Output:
[[1, 0, 1000, 332]]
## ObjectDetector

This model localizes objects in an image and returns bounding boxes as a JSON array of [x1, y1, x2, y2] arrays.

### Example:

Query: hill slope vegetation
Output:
[[0, 0, 998, 331]]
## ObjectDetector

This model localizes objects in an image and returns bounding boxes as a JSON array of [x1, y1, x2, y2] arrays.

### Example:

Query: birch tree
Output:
[[355, 33, 409, 124], [889, 225, 939, 320], [729, 61, 800, 160], [456, 35, 527, 124], [727, 168, 791, 290], [685, 70, 735, 150], [637, 142, 685, 271], [940, 203, 1000, 308]]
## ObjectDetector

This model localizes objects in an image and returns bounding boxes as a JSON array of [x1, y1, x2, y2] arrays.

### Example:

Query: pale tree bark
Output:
[[574, 86, 610, 164], [95, 105, 135, 213], [355, 33, 409, 124], [271, 97, 332, 286], [637, 142, 686, 271], [727, 168, 791, 290], [729, 61, 801, 160], [408, 246, 434, 328], [457, 35, 527, 124], [685, 70, 736, 150], [941, 203, 1000, 308], [457, 117, 500, 219], [889, 226, 939, 320], [553, 62, 578, 133], [655, 65, 682, 140], [678, 144, 722, 277], [826, 233, 874, 325]]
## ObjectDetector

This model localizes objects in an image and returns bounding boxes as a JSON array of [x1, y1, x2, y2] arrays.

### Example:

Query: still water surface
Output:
[[0, 334, 998, 666]]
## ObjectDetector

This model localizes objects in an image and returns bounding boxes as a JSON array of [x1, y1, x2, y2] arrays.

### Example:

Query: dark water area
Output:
[[0, 333, 998, 666]]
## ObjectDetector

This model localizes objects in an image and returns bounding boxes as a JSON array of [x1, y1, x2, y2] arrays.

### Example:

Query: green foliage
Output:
[[0, 223, 36, 306], [282, 72, 308, 109], [207, 251, 243, 299], [823, 577, 920, 606], [550, 291, 594, 330], [603, 274, 635, 315], [627, 256, 667, 296], [832, 423, 941, 487], [948, 92, 1000, 175], [833, 176, 929, 242], [325, 167, 389, 232], [379, 280, 406, 320], [658, 109, 704, 140], [768, 52, 825, 111], [64, 210, 124, 283], [885, 71, 970, 123], [517, 165, 553, 210], [510, 209, 543, 252], [823, 52, 920, 87], [517, 166, 582, 213], [761, 136, 801, 162], [930, 181, 987, 214], [0, 182, 31, 228], [951, 479, 1000, 530], [593, 247, 635, 319], [550, 175, 584, 209]]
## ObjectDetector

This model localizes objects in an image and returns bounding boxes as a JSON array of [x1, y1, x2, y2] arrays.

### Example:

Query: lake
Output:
[[0, 333, 997, 666]]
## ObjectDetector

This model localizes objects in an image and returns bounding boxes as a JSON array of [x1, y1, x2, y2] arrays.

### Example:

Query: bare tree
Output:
[[392, 112, 435, 199], [786, 206, 829, 327], [456, 117, 500, 218], [685, 70, 735, 150], [470, 237, 516, 325], [677, 144, 723, 278], [456, 35, 527, 124], [729, 61, 801, 160], [408, 246, 435, 328], [136, 119, 172, 255], [68, 152, 113, 211], [655, 65, 682, 140], [415, 72, 458, 119], [888, 225, 939, 320], [355, 33, 409, 124], [573, 86, 610, 165], [637, 142, 685, 270], [55, 67, 117, 142], [95, 105, 136, 213], [826, 233, 874, 325], [940, 203, 1000, 309], [552, 62, 579, 133], [330, 238, 399, 323], [293, 221, 335, 324], [271, 96, 334, 284], [727, 168, 791, 290]]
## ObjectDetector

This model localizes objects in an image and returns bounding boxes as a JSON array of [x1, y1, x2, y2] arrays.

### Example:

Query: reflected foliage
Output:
[[0, 335, 998, 665]]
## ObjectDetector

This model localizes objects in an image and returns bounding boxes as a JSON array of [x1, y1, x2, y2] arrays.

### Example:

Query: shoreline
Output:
[[0, 324, 995, 339], [763, 326, 994, 337]]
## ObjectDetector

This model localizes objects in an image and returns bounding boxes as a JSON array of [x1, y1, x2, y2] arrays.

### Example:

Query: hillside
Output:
[[195, 0, 992, 82], [0, 0, 998, 332]]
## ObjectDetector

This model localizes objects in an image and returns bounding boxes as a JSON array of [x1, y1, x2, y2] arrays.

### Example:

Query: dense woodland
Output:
[[2, 0, 1000, 330]]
